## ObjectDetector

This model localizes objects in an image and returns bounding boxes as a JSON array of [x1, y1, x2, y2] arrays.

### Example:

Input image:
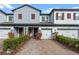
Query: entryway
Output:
[[14, 27, 24, 36], [28, 27, 38, 38]]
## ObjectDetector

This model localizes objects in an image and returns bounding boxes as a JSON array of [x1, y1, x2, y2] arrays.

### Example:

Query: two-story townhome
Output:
[[0, 4, 79, 39], [50, 9, 79, 38]]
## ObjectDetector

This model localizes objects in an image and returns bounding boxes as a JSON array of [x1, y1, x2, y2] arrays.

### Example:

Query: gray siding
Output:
[[14, 6, 40, 24]]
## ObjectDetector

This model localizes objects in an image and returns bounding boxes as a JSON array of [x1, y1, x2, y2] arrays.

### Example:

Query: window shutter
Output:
[[62, 13, 64, 20], [73, 13, 76, 20], [56, 13, 58, 20]]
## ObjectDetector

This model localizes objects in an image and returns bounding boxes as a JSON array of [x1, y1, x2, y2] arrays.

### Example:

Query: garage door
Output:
[[41, 29, 52, 39], [58, 29, 78, 38], [0, 28, 10, 39]]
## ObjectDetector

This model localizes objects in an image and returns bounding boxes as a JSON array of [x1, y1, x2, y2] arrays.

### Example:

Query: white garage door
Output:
[[0, 28, 10, 39], [58, 29, 78, 38], [41, 29, 52, 39]]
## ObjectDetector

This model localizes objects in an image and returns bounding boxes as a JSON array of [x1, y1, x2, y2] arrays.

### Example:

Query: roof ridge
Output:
[[12, 4, 41, 12]]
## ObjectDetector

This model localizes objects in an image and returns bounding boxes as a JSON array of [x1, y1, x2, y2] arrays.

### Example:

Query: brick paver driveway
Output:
[[16, 39, 78, 55]]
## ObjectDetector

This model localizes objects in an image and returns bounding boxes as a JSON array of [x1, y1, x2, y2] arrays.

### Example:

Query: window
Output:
[[31, 14, 35, 19], [18, 14, 22, 19], [56, 13, 64, 20], [75, 13, 79, 20], [46, 16, 48, 19], [67, 13, 71, 19], [42, 16, 45, 21], [9, 16, 13, 22]]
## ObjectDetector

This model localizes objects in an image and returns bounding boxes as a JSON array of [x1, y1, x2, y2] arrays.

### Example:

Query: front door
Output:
[[15, 27, 24, 36], [28, 27, 38, 38], [34, 28, 38, 37], [18, 28, 23, 36]]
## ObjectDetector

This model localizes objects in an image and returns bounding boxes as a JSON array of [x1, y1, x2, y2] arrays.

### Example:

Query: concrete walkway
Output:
[[16, 39, 78, 55]]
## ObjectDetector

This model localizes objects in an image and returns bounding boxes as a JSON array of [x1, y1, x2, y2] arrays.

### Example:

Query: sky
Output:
[[1, 4, 79, 14]]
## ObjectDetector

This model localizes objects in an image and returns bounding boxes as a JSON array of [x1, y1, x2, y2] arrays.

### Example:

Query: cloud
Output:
[[43, 7, 61, 13], [0, 5, 5, 9], [3, 4, 14, 9], [72, 7, 79, 9], [43, 8, 53, 13]]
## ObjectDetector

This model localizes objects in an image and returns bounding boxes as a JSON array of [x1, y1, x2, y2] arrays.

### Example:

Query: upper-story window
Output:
[[42, 16, 45, 21], [56, 13, 64, 20], [46, 16, 49, 19], [9, 16, 13, 22], [67, 13, 71, 19], [74, 13, 79, 20], [31, 14, 35, 19], [18, 14, 22, 19]]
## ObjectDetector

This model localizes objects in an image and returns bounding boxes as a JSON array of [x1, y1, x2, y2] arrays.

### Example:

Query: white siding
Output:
[[57, 30, 78, 38], [54, 11, 79, 24], [0, 11, 7, 23], [14, 6, 40, 24], [39, 26, 79, 38]]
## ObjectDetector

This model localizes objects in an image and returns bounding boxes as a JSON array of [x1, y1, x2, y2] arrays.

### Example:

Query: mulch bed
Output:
[[53, 39, 79, 54]]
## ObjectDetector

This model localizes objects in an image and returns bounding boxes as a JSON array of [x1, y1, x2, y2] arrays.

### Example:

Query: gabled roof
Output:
[[0, 10, 7, 15], [0, 10, 13, 15], [50, 8, 79, 14], [53, 9, 79, 11], [12, 4, 41, 12]]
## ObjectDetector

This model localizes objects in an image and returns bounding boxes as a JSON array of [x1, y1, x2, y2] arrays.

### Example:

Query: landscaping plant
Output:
[[3, 34, 30, 51], [56, 35, 79, 49]]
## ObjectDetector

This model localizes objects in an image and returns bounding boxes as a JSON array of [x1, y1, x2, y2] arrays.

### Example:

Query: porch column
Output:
[[24, 27, 28, 35]]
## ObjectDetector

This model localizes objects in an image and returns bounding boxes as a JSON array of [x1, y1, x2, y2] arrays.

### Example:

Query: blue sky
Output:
[[1, 4, 79, 14]]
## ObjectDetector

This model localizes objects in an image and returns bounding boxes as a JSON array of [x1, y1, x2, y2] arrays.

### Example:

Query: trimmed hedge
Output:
[[56, 35, 79, 49], [3, 35, 30, 51]]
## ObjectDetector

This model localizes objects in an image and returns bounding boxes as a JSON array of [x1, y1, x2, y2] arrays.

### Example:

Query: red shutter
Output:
[[73, 13, 76, 20], [62, 13, 64, 20], [32, 14, 35, 19], [56, 13, 58, 20], [18, 14, 22, 19]]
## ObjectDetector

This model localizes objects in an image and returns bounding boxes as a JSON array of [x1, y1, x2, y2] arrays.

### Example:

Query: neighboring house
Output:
[[0, 4, 79, 39]]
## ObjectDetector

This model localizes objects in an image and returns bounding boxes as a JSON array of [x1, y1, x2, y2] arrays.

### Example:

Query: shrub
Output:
[[3, 35, 30, 51], [56, 35, 79, 49], [3, 39, 16, 50]]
